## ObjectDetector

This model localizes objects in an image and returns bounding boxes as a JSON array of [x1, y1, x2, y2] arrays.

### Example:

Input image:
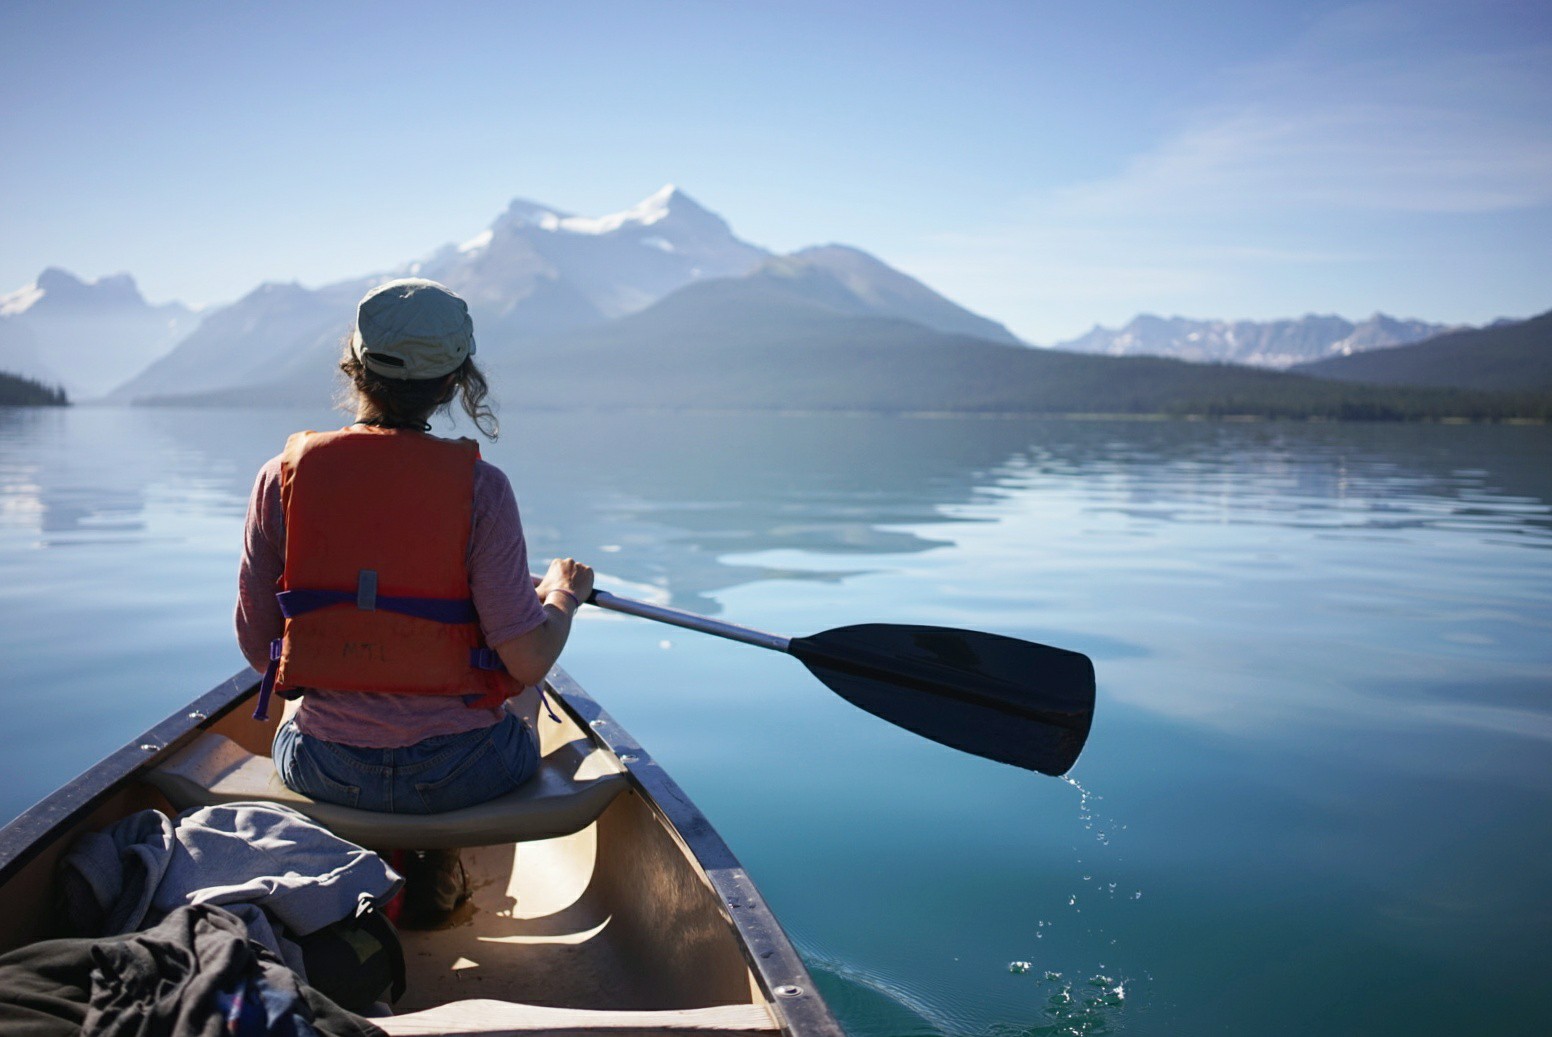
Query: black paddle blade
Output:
[[789, 624, 1095, 776]]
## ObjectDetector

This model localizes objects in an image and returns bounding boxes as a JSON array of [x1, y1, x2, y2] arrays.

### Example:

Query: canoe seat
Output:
[[143, 729, 628, 850]]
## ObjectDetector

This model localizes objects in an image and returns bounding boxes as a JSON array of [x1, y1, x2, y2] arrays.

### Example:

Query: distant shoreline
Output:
[[112, 397, 1549, 425]]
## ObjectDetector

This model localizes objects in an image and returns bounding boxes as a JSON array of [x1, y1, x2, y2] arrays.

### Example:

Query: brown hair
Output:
[[338, 342, 499, 440]]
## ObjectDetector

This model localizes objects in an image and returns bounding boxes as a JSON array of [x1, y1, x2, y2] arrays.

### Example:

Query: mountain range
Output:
[[107, 185, 1021, 405], [124, 268, 1539, 420], [0, 268, 200, 399], [1, 186, 1544, 418], [1050, 313, 1459, 368], [462, 272, 1548, 420]]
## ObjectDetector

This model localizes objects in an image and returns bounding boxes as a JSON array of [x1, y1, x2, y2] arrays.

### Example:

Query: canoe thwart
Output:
[[143, 731, 628, 849], [372, 999, 779, 1035]]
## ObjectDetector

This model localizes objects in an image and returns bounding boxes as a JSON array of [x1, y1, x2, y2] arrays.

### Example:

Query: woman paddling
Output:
[[236, 277, 594, 821]]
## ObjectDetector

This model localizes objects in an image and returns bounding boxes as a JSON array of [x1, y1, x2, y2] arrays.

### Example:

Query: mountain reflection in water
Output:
[[7, 406, 1548, 581]]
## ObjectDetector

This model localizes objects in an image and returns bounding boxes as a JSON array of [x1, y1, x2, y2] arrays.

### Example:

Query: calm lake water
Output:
[[2, 404, 1550, 1035]]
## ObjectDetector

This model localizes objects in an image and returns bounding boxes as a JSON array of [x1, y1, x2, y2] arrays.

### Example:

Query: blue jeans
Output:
[[272, 713, 539, 814]]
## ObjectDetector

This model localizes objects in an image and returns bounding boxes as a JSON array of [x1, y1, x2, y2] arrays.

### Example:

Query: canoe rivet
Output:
[[188, 711, 206, 720], [139, 744, 160, 752], [620, 754, 639, 763], [775, 985, 803, 998], [590, 720, 605, 728]]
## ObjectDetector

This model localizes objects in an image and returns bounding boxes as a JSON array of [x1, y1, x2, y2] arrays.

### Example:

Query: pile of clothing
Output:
[[0, 802, 404, 1036]]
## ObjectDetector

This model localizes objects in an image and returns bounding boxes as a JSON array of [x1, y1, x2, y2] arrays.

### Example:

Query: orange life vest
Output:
[[251, 425, 518, 720]]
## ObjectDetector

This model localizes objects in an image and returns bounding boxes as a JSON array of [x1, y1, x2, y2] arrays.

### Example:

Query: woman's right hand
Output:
[[536, 557, 594, 609]]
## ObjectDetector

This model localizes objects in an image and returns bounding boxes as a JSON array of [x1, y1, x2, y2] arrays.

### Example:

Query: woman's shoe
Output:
[[395, 849, 470, 930]]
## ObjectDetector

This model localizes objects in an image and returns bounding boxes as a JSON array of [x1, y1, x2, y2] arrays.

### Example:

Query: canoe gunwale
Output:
[[0, 667, 844, 1037], [543, 668, 843, 1037]]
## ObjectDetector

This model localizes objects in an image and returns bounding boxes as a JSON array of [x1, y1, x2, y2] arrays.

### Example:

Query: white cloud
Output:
[[1062, 3, 1552, 216], [1064, 90, 1552, 218]]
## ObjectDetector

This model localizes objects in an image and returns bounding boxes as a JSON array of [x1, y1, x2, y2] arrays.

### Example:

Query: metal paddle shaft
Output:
[[584, 588, 1094, 776], [587, 590, 791, 652]]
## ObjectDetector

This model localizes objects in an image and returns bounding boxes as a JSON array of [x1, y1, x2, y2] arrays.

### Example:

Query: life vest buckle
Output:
[[357, 570, 379, 611]]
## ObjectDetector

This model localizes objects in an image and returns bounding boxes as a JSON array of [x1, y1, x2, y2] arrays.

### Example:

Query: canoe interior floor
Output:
[[398, 828, 636, 1010], [390, 792, 763, 1015]]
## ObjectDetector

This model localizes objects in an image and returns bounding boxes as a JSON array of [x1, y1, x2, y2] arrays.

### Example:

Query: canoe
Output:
[[0, 666, 844, 1036]]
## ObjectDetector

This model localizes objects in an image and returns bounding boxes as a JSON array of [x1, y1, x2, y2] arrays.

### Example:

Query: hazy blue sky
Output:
[[2, 0, 1548, 343]]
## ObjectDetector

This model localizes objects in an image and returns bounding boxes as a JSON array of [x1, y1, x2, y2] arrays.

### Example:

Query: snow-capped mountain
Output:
[[1051, 313, 1458, 368], [416, 184, 770, 337], [1326, 315, 1461, 358], [0, 269, 200, 398]]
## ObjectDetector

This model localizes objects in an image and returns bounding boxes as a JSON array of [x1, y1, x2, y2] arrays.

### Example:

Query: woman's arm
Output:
[[235, 459, 286, 673], [493, 557, 595, 686]]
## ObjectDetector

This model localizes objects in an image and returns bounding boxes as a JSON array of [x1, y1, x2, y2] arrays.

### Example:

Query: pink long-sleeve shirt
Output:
[[236, 449, 547, 748]]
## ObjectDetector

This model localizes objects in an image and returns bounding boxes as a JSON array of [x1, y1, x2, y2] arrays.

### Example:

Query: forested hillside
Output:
[[1296, 311, 1552, 391], [0, 372, 67, 406]]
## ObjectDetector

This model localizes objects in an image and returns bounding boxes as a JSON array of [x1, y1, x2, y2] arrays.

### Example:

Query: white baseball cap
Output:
[[351, 278, 476, 380]]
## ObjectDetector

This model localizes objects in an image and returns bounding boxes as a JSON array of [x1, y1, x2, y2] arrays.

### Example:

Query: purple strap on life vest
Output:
[[256, 588, 476, 720], [253, 598, 553, 722], [470, 648, 561, 723], [253, 639, 284, 721], [276, 589, 478, 624]]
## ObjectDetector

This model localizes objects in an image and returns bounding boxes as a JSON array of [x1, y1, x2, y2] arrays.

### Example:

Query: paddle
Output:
[[575, 586, 1095, 777]]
